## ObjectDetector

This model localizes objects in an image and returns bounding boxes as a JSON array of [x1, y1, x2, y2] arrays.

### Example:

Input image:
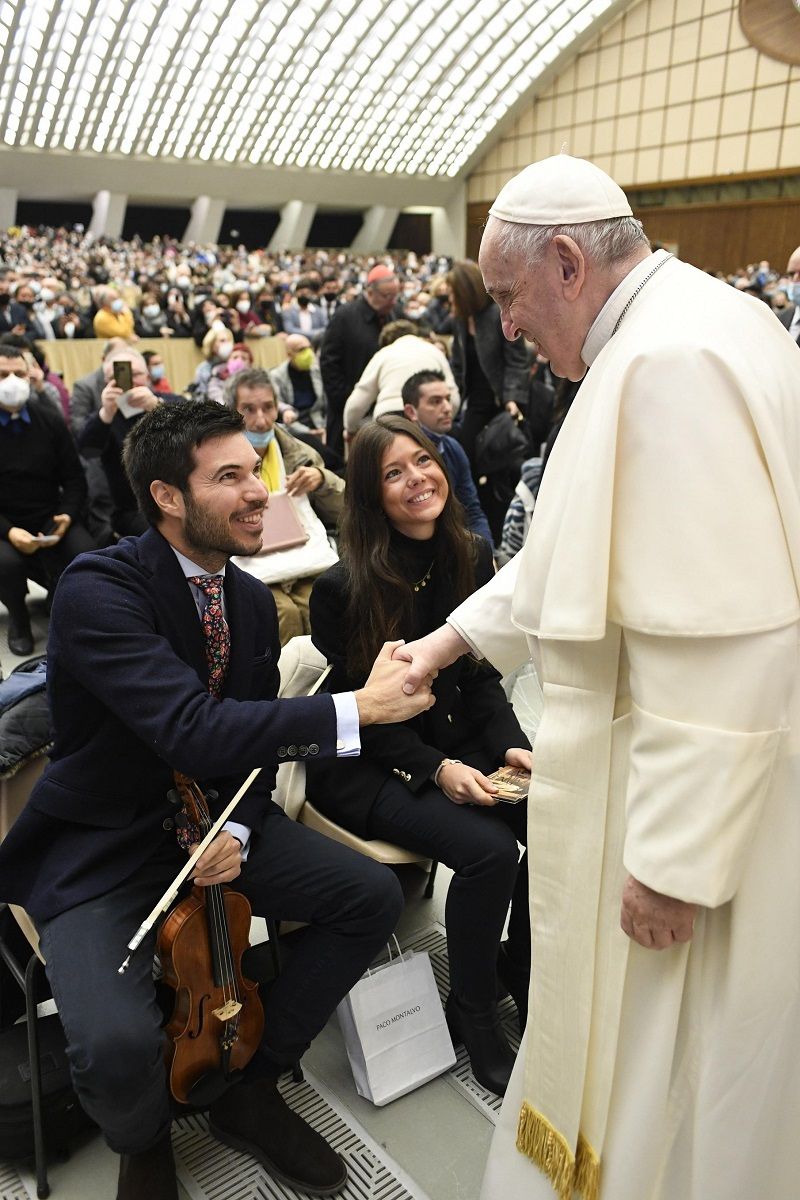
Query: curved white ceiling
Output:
[[0, 0, 623, 180]]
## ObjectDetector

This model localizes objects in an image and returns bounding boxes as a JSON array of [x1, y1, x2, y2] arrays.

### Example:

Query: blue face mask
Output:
[[244, 428, 274, 450], [787, 282, 800, 305]]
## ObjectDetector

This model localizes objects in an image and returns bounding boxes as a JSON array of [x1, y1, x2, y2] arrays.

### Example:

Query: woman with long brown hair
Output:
[[306, 415, 531, 1096]]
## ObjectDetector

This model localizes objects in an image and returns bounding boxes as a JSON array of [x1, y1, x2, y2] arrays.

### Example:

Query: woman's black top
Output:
[[306, 528, 529, 838]]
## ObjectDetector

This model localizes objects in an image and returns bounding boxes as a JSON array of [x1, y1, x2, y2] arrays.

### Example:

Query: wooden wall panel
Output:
[[466, 197, 799, 274], [467, 201, 490, 261], [635, 197, 800, 272]]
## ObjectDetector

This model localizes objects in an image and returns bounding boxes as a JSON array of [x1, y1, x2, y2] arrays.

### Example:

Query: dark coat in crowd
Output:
[[319, 295, 399, 452], [449, 303, 529, 410]]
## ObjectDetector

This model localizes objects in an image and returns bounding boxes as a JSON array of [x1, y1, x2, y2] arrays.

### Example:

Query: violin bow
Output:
[[118, 767, 262, 974]]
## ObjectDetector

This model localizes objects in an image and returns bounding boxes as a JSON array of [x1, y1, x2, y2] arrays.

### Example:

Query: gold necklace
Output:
[[413, 560, 435, 592]]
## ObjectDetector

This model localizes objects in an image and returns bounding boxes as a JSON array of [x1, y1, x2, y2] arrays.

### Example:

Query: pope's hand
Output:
[[392, 624, 471, 694], [620, 874, 697, 949], [355, 640, 435, 725]]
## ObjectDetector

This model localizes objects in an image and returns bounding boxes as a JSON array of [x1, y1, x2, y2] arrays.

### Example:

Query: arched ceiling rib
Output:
[[0, 0, 623, 180]]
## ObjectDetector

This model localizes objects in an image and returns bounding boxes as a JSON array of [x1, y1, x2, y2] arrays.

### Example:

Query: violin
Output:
[[157, 772, 264, 1107]]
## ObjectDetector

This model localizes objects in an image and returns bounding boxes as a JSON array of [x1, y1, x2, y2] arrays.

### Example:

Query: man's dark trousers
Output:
[[39, 802, 402, 1155]]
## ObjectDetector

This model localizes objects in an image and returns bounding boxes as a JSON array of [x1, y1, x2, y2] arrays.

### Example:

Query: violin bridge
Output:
[[212, 1000, 243, 1022]]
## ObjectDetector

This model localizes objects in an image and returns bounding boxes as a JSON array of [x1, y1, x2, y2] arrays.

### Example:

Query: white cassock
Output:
[[448, 251, 800, 1200]]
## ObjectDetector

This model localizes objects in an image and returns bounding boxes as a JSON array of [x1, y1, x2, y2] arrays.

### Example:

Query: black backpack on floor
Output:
[[0, 1013, 96, 1161]]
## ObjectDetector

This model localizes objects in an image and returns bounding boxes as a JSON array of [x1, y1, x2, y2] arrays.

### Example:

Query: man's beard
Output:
[[183, 490, 263, 561]]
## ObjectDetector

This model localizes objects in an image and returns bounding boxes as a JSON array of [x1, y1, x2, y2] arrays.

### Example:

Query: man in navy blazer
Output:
[[0, 401, 433, 1200]]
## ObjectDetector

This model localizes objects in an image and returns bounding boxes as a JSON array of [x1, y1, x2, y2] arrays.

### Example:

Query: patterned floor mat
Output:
[[0, 1161, 28, 1200], [173, 1067, 431, 1200], [394, 923, 520, 1123]]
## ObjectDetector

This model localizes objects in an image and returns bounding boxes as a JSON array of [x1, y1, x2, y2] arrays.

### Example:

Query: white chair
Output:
[[276, 635, 438, 897]]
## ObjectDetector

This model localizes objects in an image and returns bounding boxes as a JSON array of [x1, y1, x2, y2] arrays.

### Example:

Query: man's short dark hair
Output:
[[0, 343, 27, 364], [402, 369, 446, 408], [224, 367, 275, 410], [123, 400, 244, 526], [0, 334, 42, 368]]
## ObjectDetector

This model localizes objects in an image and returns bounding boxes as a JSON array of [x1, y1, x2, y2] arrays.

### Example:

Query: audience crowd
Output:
[[0, 220, 797, 663]]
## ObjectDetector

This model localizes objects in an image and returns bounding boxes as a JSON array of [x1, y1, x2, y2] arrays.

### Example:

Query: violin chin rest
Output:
[[184, 1067, 245, 1110]]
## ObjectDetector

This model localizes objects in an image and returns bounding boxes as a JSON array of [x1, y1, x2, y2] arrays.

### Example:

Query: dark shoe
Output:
[[7, 608, 33, 657], [497, 941, 530, 1034], [117, 1131, 178, 1200], [209, 1077, 347, 1195], [445, 992, 516, 1096]]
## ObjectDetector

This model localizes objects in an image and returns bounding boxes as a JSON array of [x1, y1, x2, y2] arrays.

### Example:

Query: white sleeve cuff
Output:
[[223, 821, 251, 861], [333, 692, 361, 757]]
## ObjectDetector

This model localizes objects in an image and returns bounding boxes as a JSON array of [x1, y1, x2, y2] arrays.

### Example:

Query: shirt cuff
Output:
[[224, 821, 251, 861], [333, 692, 361, 757]]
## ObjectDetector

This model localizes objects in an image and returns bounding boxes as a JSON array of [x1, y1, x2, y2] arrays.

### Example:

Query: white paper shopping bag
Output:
[[336, 941, 455, 1106]]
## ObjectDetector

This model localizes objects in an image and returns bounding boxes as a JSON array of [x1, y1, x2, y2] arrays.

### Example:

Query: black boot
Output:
[[209, 1077, 347, 1196], [6, 605, 33, 657], [117, 1131, 178, 1200], [445, 992, 516, 1096], [496, 941, 530, 1034]]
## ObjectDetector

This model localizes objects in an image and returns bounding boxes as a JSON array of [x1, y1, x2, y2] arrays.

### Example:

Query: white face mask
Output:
[[143, 303, 161, 319], [64, 321, 76, 339], [236, 300, 250, 314], [0, 374, 29, 410], [217, 342, 233, 360]]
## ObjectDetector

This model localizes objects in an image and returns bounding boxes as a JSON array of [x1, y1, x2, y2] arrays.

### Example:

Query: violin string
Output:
[[195, 785, 240, 1014]]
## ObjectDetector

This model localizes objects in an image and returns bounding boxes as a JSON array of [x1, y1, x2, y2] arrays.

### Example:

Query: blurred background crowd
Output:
[[0, 219, 797, 661]]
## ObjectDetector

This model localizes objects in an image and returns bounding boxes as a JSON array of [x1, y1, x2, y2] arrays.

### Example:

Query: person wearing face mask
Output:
[[191, 297, 230, 346], [54, 296, 89, 339], [206, 342, 254, 405], [229, 289, 263, 335], [163, 290, 193, 339], [777, 243, 800, 344], [193, 326, 235, 402], [282, 282, 326, 345], [134, 292, 173, 339], [317, 274, 342, 326], [268, 334, 327, 434], [92, 286, 136, 340], [7, 283, 47, 339], [224, 368, 342, 645], [78, 351, 183, 538], [142, 349, 173, 395], [0, 347, 94, 656]]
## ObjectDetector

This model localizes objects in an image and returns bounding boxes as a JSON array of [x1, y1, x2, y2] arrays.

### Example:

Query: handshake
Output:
[[354, 627, 470, 726]]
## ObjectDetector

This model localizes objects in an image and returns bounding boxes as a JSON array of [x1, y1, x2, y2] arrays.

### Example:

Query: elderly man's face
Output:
[[479, 224, 587, 382], [366, 280, 400, 315]]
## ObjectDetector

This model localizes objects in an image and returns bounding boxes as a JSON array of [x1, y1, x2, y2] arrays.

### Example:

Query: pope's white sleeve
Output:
[[447, 553, 530, 677], [622, 623, 798, 907]]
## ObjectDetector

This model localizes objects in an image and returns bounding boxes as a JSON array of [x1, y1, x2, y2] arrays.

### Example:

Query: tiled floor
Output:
[[0, 598, 500, 1200]]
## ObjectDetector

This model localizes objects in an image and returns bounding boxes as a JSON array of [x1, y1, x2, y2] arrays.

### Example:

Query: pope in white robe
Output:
[[397, 157, 800, 1200]]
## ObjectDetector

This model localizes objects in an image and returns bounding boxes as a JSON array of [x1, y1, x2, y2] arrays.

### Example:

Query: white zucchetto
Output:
[[489, 154, 633, 226]]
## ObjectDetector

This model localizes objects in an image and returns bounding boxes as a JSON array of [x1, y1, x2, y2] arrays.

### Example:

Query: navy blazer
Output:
[[0, 526, 338, 922]]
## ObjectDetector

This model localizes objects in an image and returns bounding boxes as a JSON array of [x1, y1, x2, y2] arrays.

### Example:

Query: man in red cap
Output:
[[319, 264, 400, 453]]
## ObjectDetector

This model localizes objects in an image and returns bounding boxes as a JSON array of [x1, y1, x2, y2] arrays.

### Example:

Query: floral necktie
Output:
[[187, 574, 230, 700]]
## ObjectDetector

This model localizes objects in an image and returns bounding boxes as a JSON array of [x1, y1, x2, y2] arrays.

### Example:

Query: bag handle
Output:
[[366, 934, 404, 976]]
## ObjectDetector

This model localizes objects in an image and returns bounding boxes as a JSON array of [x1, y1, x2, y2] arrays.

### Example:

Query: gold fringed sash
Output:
[[516, 1103, 575, 1200], [575, 1133, 601, 1200], [516, 1104, 602, 1200]]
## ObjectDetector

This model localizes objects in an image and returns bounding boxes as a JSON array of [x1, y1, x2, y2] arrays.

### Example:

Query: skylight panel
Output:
[[3, 0, 618, 176]]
